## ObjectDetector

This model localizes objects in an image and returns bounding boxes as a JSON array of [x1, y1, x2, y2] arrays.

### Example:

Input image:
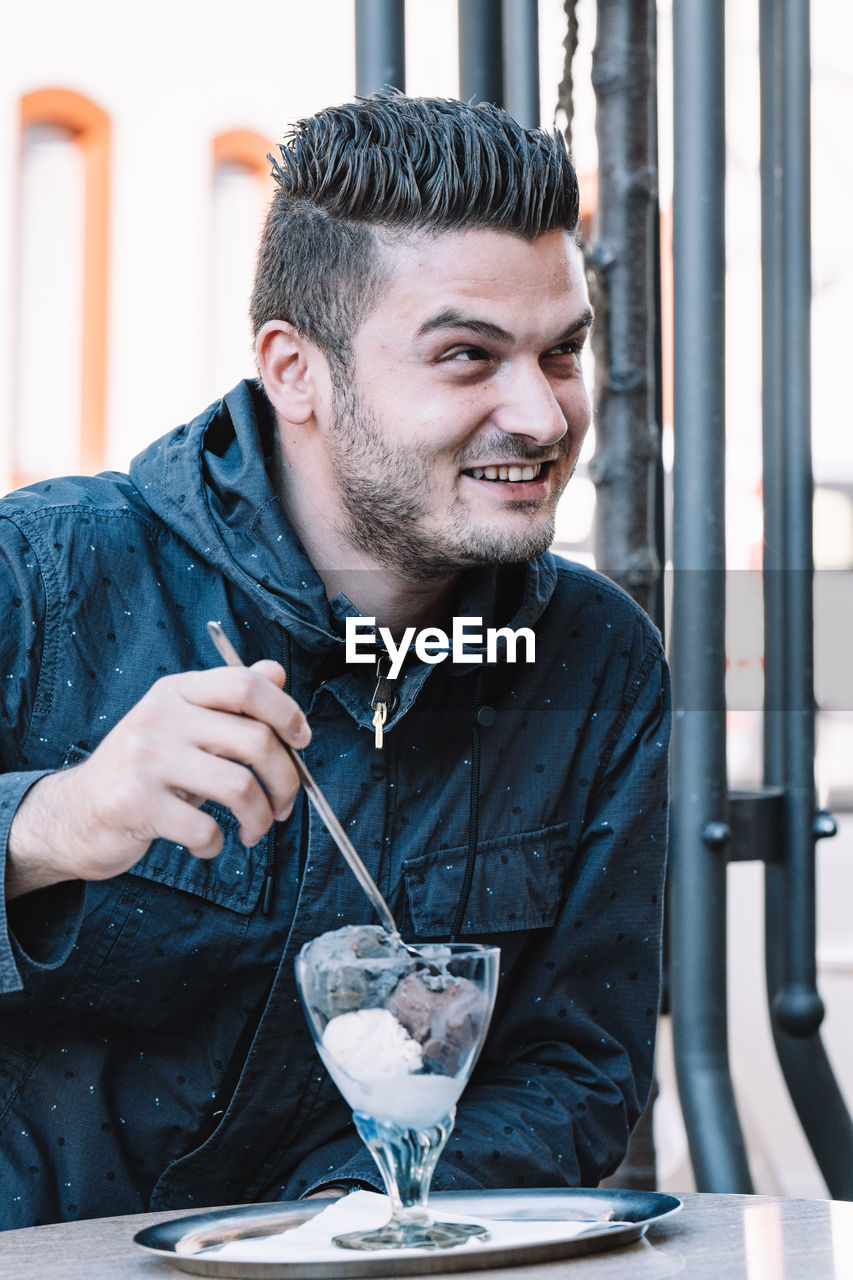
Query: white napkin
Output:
[[205, 1190, 613, 1262]]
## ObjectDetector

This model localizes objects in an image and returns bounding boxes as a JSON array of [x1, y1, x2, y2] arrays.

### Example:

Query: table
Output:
[[1, 1192, 852, 1279]]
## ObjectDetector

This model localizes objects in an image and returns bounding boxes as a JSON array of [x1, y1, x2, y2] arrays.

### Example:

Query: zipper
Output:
[[370, 653, 398, 749]]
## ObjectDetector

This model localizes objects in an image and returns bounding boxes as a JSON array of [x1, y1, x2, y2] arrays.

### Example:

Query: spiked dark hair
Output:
[[250, 93, 580, 373]]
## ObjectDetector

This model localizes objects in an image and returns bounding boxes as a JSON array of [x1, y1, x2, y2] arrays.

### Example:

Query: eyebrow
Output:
[[415, 305, 595, 344]]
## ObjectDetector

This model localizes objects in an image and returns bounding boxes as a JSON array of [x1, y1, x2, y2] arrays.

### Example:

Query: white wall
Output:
[[0, 0, 359, 473], [0, 0, 578, 478]]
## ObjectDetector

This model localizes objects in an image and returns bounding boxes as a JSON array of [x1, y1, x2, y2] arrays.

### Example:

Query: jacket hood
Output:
[[129, 380, 559, 660]]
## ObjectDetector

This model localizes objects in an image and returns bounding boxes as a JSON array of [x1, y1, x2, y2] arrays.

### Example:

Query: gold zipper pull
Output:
[[370, 654, 397, 751], [372, 700, 388, 749]]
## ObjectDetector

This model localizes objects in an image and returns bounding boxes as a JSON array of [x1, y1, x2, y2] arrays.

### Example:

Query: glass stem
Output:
[[353, 1109, 455, 1222]]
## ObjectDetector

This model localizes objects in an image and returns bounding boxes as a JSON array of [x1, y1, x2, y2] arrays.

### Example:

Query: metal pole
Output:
[[501, 0, 539, 127], [458, 0, 504, 106], [775, 0, 821, 1036], [355, 0, 405, 96], [670, 0, 753, 1191], [759, 1, 785, 775], [760, 0, 853, 1199]]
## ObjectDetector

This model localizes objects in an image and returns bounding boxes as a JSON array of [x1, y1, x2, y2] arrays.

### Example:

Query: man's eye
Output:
[[444, 345, 489, 362], [547, 338, 585, 359]]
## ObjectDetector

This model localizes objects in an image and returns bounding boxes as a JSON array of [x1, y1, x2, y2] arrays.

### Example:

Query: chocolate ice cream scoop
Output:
[[387, 972, 487, 1075], [385, 972, 435, 1042]]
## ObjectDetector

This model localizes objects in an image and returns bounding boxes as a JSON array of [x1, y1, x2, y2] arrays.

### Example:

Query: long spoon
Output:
[[206, 620, 401, 939]]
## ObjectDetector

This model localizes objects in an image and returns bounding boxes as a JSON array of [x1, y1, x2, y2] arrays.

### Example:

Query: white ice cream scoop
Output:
[[322, 1008, 423, 1075]]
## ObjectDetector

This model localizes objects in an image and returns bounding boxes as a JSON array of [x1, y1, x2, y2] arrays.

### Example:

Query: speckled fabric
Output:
[[0, 380, 670, 1229]]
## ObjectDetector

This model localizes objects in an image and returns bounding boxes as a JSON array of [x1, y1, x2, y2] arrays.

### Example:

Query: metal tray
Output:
[[134, 1187, 682, 1277]]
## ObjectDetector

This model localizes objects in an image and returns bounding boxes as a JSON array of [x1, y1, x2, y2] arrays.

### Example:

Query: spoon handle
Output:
[[206, 621, 400, 938]]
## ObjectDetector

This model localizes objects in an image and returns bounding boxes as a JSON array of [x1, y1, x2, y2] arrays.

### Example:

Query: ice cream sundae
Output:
[[295, 926, 500, 1250], [299, 925, 492, 1129]]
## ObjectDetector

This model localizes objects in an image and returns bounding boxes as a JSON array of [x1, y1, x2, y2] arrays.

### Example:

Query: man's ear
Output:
[[256, 320, 315, 425]]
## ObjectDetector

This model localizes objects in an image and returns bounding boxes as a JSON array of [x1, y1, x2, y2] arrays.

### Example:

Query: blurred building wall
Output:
[[0, 0, 578, 488]]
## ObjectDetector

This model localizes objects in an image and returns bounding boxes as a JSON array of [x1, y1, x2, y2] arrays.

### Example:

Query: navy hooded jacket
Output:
[[0, 380, 670, 1228]]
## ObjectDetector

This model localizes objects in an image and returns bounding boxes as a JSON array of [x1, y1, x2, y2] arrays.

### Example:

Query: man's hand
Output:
[[5, 661, 310, 900]]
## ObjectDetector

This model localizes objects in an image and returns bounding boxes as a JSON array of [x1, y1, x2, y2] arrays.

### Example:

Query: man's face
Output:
[[317, 226, 593, 578]]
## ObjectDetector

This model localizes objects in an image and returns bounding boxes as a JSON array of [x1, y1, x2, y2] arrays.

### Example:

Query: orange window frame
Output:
[[212, 129, 273, 183], [18, 89, 111, 480]]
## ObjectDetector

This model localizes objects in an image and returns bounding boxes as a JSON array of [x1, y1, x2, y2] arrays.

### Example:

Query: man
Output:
[[0, 94, 669, 1228]]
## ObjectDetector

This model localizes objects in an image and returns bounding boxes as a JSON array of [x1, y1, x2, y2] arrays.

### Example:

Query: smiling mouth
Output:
[[465, 462, 545, 483]]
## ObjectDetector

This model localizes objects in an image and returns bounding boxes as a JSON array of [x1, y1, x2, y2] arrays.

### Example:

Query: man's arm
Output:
[[0, 519, 310, 902], [0, 567, 311, 992], [6, 662, 311, 899]]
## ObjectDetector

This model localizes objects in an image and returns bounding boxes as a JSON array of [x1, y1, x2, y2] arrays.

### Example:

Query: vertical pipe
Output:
[[670, 0, 753, 1190], [650, 0, 667, 642], [760, 0, 853, 1198], [775, 0, 821, 1035], [355, 0, 406, 96], [458, 0, 504, 106], [502, 0, 540, 127], [759, 0, 785, 775]]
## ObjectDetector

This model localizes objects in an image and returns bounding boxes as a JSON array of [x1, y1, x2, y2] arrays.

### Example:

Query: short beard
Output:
[[327, 379, 559, 579]]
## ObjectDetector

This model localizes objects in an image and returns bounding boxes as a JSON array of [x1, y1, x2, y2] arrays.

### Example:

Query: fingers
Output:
[[154, 744, 289, 849], [170, 665, 311, 750], [172, 706, 298, 818], [94, 734, 286, 857], [122, 665, 309, 847], [129, 791, 226, 861]]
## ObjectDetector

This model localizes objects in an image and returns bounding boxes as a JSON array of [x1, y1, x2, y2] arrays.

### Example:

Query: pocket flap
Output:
[[126, 802, 267, 915], [402, 819, 572, 936]]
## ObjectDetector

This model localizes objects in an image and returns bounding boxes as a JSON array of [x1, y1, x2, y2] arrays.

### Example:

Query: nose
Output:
[[492, 361, 577, 448]]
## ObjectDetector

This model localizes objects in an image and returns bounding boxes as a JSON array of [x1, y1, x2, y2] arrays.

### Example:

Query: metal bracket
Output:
[[707, 790, 838, 863], [726, 787, 786, 863]]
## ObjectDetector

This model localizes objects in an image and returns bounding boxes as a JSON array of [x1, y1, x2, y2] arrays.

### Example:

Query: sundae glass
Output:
[[296, 926, 500, 1251]]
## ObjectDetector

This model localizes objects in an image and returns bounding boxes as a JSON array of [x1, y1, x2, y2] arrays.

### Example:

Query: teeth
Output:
[[468, 463, 542, 483]]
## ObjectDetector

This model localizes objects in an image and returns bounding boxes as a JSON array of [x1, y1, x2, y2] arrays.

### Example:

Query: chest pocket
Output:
[[402, 819, 572, 937], [60, 803, 268, 1026]]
